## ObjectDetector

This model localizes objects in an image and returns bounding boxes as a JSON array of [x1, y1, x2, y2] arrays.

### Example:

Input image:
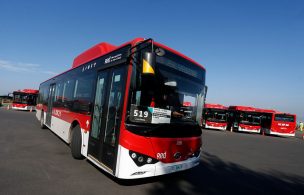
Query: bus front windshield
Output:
[[274, 114, 295, 122], [13, 93, 36, 105], [239, 112, 261, 125], [13, 93, 28, 104], [205, 109, 227, 122], [128, 47, 206, 126]]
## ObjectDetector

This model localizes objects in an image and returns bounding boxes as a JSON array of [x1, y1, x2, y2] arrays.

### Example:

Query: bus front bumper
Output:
[[116, 145, 201, 179]]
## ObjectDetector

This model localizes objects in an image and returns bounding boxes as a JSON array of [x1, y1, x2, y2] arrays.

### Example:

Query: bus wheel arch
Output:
[[69, 121, 79, 142], [70, 121, 84, 159]]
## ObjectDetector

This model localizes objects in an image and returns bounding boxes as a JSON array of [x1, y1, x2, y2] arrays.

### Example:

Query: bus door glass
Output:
[[46, 84, 56, 127], [88, 66, 126, 172]]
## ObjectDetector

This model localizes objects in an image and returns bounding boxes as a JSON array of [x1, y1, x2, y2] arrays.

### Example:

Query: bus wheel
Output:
[[40, 112, 46, 129], [71, 125, 84, 159]]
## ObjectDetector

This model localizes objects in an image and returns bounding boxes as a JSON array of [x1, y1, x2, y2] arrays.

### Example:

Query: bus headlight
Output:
[[147, 158, 152, 163], [129, 150, 158, 167], [131, 153, 137, 159], [138, 156, 144, 163]]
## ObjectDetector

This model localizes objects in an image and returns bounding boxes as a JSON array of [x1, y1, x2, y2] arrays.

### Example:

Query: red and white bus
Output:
[[202, 103, 228, 130], [36, 38, 206, 179], [260, 110, 296, 137], [228, 106, 268, 133], [12, 89, 39, 111]]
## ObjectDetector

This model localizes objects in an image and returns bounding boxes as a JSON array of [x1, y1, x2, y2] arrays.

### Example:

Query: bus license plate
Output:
[[170, 164, 183, 172]]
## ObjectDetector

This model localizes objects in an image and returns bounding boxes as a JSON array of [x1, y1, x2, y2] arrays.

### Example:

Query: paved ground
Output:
[[0, 107, 304, 195]]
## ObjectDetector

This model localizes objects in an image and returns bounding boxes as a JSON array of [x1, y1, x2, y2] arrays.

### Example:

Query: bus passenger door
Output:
[[46, 84, 56, 127], [88, 67, 126, 173], [88, 71, 109, 159]]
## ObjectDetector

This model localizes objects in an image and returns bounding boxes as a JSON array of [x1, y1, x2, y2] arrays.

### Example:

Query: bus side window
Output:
[[62, 79, 76, 109], [54, 81, 64, 108], [72, 72, 94, 114], [38, 84, 48, 106]]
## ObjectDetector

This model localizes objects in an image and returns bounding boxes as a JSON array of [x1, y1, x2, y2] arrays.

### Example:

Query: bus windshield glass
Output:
[[239, 112, 261, 125], [274, 114, 295, 122], [13, 93, 28, 104], [13, 93, 36, 105], [205, 109, 227, 122], [128, 46, 205, 125]]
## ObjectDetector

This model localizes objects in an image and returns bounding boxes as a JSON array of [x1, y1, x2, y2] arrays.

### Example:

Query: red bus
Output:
[[228, 106, 269, 133], [36, 38, 206, 179], [202, 103, 228, 130], [12, 89, 39, 111], [260, 110, 296, 137]]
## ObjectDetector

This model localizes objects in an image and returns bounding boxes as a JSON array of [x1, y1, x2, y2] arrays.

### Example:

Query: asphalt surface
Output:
[[0, 107, 304, 195]]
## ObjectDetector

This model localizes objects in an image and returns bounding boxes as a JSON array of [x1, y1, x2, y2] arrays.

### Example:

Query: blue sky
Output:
[[0, 0, 303, 121]]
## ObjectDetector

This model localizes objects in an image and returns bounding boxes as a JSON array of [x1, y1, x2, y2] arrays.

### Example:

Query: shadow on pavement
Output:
[[143, 152, 304, 195]]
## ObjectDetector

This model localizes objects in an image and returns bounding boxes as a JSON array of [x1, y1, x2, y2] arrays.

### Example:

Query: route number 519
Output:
[[133, 110, 149, 118]]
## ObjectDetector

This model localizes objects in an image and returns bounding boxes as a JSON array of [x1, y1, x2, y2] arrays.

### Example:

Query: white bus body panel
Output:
[[205, 124, 226, 131], [50, 116, 71, 143], [263, 128, 295, 137], [36, 109, 42, 120], [81, 129, 89, 157], [12, 106, 35, 111], [238, 126, 261, 133], [115, 145, 200, 179]]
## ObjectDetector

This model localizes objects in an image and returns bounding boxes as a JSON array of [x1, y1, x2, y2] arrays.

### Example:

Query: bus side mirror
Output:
[[142, 52, 156, 75]]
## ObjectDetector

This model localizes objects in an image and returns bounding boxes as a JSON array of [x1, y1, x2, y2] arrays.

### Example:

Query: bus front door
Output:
[[46, 84, 56, 127], [88, 67, 125, 173]]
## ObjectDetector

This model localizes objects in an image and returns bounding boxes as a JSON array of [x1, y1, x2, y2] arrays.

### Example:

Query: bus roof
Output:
[[228, 105, 268, 112], [255, 108, 276, 113], [205, 103, 228, 110], [13, 89, 39, 94], [229, 106, 278, 113], [228, 106, 257, 112], [72, 37, 144, 68], [41, 37, 206, 84], [72, 38, 206, 70]]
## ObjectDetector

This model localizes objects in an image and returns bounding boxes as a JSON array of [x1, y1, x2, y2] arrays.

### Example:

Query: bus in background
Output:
[[36, 38, 206, 179], [261, 111, 296, 137], [12, 89, 39, 111], [202, 103, 228, 130], [228, 106, 267, 134]]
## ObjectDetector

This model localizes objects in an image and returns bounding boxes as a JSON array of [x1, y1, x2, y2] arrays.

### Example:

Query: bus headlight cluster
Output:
[[129, 150, 158, 167]]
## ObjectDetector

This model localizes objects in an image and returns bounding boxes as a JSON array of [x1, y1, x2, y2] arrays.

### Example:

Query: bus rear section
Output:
[[262, 112, 296, 137], [36, 38, 206, 179], [228, 106, 263, 133], [202, 103, 228, 130], [12, 89, 39, 111]]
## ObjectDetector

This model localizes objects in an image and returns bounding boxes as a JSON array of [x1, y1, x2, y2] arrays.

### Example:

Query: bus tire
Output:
[[40, 112, 46, 129], [71, 125, 84, 159]]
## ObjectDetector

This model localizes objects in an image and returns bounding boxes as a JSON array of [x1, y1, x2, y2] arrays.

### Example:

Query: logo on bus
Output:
[[156, 152, 166, 160], [105, 54, 122, 64], [52, 109, 61, 117]]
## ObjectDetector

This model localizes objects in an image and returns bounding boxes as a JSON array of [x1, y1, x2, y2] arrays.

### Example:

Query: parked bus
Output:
[[228, 106, 267, 133], [261, 110, 296, 137], [36, 38, 206, 179], [202, 103, 228, 130], [12, 89, 39, 111]]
